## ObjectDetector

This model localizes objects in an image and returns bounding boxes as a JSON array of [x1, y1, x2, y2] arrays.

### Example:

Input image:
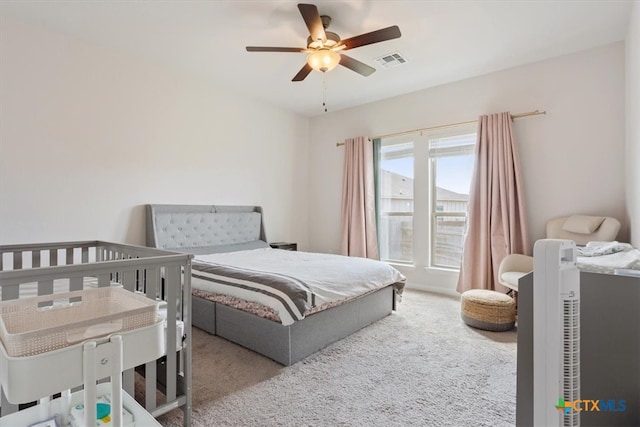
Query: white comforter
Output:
[[193, 248, 405, 325], [576, 241, 640, 274]]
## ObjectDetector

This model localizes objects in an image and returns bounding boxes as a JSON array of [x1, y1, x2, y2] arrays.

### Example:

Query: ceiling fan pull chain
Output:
[[323, 72, 328, 113]]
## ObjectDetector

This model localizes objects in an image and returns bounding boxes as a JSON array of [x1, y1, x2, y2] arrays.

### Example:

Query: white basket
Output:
[[0, 287, 158, 357]]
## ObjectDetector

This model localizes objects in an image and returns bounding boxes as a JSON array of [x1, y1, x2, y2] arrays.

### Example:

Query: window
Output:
[[377, 139, 414, 263], [376, 124, 476, 270], [429, 132, 476, 268]]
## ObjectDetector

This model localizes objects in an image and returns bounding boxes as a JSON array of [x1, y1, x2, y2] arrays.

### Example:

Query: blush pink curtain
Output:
[[456, 112, 530, 293], [340, 136, 379, 259]]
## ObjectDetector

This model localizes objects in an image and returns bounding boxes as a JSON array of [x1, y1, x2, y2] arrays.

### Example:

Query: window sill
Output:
[[425, 266, 460, 274], [382, 262, 460, 274], [385, 261, 415, 269]]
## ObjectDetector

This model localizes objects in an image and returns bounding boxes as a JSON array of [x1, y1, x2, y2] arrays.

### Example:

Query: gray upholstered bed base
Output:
[[192, 286, 395, 366], [146, 204, 397, 366]]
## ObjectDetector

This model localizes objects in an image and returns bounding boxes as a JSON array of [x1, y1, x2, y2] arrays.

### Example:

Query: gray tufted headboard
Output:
[[146, 204, 268, 255]]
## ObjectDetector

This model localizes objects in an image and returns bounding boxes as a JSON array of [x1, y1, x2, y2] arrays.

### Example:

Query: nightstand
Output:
[[269, 242, 297, 251]]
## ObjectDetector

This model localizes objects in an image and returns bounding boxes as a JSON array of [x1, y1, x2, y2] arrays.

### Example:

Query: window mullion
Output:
[[412, 135, 430, 268]]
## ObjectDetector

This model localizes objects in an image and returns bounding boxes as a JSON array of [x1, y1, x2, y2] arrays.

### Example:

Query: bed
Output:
[[0, 241, 193, 426], [146, 204, 405, 366]]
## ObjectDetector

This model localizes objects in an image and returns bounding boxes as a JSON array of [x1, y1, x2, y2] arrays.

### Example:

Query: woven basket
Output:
[[0, 287, 158, 357], [461, 289, 516, 332]]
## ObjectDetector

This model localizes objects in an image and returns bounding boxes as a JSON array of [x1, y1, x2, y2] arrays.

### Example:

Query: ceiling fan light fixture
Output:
[[246, 4, 401, 82], [306, 49, 340, 73]]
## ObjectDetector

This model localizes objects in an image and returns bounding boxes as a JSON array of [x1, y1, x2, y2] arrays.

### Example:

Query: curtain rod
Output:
[[335, 109, 546, 147]]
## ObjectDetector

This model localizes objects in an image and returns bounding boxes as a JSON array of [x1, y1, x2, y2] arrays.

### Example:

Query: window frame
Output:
[[427, 126, 477, 269], [376, 136, 415, 265], [375, 124, 477, 271]]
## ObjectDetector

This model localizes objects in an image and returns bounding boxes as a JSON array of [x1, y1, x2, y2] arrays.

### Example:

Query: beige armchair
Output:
[[497, 215, 621, 292]]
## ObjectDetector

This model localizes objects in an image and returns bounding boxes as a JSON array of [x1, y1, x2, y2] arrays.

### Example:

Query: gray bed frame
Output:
[[146, 204, 396, 366]]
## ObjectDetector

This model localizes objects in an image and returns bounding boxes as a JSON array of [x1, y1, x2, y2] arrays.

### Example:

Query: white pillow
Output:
[[562, 215, 605, 234]]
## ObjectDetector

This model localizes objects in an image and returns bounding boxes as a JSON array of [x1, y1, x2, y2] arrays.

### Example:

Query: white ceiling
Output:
[[0, 0, 634, 117]]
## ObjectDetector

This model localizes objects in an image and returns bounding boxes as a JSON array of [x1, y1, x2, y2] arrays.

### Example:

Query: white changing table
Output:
[[0, 382, 161, 426], [0, 290, 166, 427]]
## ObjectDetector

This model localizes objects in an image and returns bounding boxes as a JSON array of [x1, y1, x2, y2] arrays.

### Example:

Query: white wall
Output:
[[309, 43, 626, 293], [1, 15, 631, 293], [627, 2, 640, 247], [0, 17, 310, 248]]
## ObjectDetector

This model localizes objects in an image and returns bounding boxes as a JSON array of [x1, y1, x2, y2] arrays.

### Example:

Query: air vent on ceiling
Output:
[[374, 52, 408, 69]]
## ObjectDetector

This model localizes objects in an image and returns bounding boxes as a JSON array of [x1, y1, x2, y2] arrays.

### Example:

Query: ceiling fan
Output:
[[246, 3, 401, 82]]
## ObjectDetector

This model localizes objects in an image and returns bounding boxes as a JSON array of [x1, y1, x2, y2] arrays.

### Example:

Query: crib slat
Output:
[[97, 274, 110, 287], [182, 262, 192, 427], [165, 265, 179, 402], [123, 270, 135, 292], [145, 360, 157, 410], [123, 369, 134, 397], [144, 265, 160, 411], [1, 386, 18, 416], [37, 279, 54, 308], [146, 268, 159, 300], [13, 252, 22, 270], [2, 285, 19, 301], [32, 250, 41, 268], [68, 276, 83, 303], [37, 279, 54, 296], [70, 276, 83, 292]]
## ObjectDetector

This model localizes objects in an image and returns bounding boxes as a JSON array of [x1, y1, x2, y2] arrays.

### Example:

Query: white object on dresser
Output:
[[533, 239, 580, 427]]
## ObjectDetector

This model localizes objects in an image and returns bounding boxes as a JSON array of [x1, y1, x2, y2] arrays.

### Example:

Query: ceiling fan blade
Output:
[[339, 54, 376, 77], [246, 46, 306, 53], [338, 25, 401, 50], [298, 3, 326, 43], [292, 63, 313, 82]]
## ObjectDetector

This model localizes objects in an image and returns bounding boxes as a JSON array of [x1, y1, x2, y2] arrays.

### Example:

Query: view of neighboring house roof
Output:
[[437, 186, 468, 201], [380, 170, 469, 201]]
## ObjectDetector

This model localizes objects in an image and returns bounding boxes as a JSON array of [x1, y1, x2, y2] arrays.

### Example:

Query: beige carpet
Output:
[[156, 289, 517, 426]]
